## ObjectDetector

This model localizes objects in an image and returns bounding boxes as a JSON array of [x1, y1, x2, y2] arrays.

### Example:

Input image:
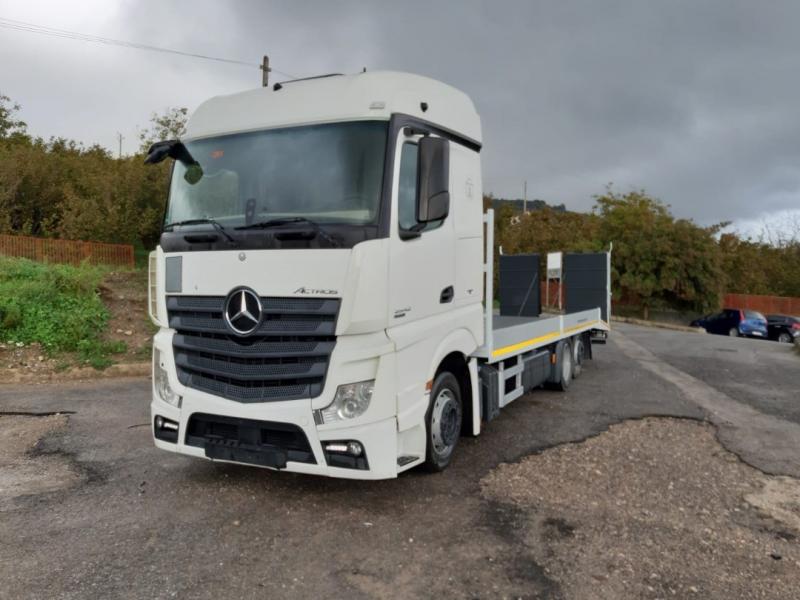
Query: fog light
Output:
[[347, 441, 363, 456], [323, 439, 368, 470], [324, 440, 364, 456], [324, 442, 349, 453], [153, 415, 179, 443]]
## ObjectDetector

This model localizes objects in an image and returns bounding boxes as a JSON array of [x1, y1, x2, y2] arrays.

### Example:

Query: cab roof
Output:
[[184, 71, 481, 146]]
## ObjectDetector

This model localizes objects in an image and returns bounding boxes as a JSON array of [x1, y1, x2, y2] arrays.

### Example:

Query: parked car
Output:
[[691, 309, 768, 338], [766, 314, 800, 344]]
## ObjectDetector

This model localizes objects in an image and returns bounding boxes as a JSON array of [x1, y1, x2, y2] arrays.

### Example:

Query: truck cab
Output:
[[148, 72, 485, 478]]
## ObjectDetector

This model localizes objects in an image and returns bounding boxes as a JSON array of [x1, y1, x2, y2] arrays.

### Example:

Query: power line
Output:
[[0, 17, 297, 79]]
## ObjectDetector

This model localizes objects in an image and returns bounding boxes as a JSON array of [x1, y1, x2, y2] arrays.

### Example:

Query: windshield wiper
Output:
[[163, 218, 236, 244], [235, 217, 341, 248]]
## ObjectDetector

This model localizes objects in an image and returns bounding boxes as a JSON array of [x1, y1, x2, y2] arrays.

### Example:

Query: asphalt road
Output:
[[0, 324, 798, 599]]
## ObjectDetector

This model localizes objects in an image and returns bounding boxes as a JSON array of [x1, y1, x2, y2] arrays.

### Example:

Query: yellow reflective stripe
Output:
[[491, 331, 560, 358], [491, 319, 601, 359]]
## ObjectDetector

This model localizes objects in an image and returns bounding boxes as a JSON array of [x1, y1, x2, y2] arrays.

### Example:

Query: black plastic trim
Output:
[[186, 412, 316, 466], [167, 295, 339, 402]]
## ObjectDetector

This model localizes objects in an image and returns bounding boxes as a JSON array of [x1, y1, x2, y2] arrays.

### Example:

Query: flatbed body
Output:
[[474, 309, 609, 363]]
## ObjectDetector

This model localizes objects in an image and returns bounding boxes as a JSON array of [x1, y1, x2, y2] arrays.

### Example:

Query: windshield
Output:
[[165, 121, 388, 228]]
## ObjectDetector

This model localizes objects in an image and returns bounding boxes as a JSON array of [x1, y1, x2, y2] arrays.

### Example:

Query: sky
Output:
[[1, 0, 799, 236]]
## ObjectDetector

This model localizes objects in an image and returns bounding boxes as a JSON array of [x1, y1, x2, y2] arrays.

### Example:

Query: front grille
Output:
[[167, 295, 339, 403], [185, 413, 316, 465]]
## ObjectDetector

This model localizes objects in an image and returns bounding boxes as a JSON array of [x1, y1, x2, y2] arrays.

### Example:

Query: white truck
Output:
[[146, 71, 611, 479]]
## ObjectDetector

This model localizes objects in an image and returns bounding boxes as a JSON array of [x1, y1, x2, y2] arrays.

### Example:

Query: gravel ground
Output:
[[1, 325, 797, 599], [0, 414, 81, 512], [481, 417, 800, 599]]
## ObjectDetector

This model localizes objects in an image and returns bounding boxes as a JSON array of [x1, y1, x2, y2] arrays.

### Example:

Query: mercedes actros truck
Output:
[[146, 71, 611, 479]]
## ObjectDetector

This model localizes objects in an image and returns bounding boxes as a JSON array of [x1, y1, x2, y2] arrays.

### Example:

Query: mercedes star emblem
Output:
[[223, 287, 262, 336]]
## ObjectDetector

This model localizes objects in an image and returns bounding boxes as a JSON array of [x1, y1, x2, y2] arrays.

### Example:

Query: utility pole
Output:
[[523, 180, 527, 214], [116, 132, 124, 159], [261, 55, 270, 87]]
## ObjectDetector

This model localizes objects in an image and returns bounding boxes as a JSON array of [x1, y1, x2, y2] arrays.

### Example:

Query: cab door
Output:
[[387, 133, 454, 326]]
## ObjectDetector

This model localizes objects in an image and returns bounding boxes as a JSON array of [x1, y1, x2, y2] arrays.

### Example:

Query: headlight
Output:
[[318, 380, 374, 423], [153, 348, 181, 407]]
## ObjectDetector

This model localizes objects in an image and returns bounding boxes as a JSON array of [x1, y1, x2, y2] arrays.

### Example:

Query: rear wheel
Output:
[[728, 327, 739, 337], [555, 341, 573, 391], [778, 332, 792, 344], [424, 372, 463, 472], [572, 337, 585, 378]]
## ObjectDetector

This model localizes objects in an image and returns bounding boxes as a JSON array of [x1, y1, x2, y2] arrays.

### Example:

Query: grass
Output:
[[0, 257, 126, 369]]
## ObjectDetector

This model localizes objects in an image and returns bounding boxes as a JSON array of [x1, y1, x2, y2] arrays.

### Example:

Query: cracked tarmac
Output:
[[0, 323, 798, 599]]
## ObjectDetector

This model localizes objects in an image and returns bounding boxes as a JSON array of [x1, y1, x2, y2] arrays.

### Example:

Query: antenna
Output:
[[261, 55, 270, 87], [523, 180, 527, 214]]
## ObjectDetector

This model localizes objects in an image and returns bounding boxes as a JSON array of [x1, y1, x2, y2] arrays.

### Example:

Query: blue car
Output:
[[691, 308, 769, 338]]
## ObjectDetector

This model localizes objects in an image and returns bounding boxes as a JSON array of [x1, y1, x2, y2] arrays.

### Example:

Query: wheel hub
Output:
[[431, 389, 459, 454]]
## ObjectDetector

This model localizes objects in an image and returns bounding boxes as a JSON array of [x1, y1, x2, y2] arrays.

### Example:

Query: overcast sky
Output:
[[1, 0, 798, 234]]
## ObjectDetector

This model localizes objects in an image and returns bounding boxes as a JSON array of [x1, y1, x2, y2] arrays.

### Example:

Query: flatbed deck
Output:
[[473, 308, 609, 363], [472, 210, 611, 366]]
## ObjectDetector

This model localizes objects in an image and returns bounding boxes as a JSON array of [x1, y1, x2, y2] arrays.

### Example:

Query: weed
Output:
[[0, 257, 123, 369]]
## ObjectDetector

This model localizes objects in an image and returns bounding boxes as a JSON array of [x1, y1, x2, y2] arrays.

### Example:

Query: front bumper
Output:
[[742, 329, 766, 338], [150, 329, 401, 480], [152, 395, 398, 479]]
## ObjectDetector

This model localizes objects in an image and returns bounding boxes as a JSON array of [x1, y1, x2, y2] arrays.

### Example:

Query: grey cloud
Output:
[[1, 0, 798, 226]]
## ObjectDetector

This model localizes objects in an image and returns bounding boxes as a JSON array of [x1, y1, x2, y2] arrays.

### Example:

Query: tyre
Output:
[[778, 332, 792, 344], [728, 327, 739, 337], [555, 340, 573, 391], [572, 337, 585, 379], [424, 371, 463, 472]]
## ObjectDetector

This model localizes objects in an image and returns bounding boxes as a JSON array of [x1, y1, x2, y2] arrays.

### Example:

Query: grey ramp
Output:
[[499, 253, 540, 317], [564, 253, 608, 321]]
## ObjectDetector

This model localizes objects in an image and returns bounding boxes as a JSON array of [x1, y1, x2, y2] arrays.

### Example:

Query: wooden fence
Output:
[[722, 293, 800, 316], [0, 234, 134, 268]]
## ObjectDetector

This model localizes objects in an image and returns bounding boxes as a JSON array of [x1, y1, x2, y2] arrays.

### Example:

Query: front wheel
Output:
[[778, 332, 792, 344], [728, 327, 739, 337], [424, 372, 463, 472]]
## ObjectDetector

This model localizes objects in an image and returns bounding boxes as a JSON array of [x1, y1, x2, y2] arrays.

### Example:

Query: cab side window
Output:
[[398, 142, 418, 231], [398, 141, 445, 236]]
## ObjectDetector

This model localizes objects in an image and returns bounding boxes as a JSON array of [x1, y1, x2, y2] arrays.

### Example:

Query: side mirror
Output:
[[144, 140, 174, 164], [416, 136, 450, 222], [144, 139, 198, 167]]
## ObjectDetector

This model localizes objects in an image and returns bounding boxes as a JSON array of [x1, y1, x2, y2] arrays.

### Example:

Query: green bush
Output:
[[0, 257, 124, 367]]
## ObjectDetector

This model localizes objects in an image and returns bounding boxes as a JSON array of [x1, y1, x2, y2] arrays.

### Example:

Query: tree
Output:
[[593, 187, 724, 318], [0, 93, 27, 139], [138, 107, 188, 152]]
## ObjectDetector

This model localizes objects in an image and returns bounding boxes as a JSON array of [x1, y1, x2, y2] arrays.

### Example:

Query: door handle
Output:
[[440, 286, 454, 303]]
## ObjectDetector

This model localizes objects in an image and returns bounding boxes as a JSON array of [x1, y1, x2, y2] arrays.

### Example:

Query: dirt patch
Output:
[[98, 269, 154, 362], [0, 414, 83, 511], [481, 418, 800, 599], [0, 341, 61, 379], [0, 270, 153, 382]]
